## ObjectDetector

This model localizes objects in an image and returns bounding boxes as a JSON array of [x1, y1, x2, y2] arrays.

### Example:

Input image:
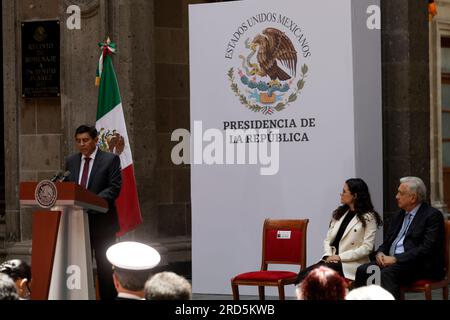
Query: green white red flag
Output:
[[95, 38, 142, 237]]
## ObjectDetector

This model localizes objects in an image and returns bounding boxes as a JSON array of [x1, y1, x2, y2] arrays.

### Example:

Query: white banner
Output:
[[189, 0, 381, 296]]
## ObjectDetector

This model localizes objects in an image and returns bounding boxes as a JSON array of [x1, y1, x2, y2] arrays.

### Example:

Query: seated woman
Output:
[[296, 266, 347, 300], [296, 178, 382, 283], [0, 259, 32, 300]]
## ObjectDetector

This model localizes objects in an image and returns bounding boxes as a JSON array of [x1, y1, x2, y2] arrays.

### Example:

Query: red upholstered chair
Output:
[[231, 218, 309, 300], [400, 220, 450, 300]]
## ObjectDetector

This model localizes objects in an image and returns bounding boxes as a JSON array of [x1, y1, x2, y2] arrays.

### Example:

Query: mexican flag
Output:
[[95, 38, 142, 237]]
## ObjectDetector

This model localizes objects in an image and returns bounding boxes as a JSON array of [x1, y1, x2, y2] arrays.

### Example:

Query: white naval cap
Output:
[[106, 241, 161, 271]]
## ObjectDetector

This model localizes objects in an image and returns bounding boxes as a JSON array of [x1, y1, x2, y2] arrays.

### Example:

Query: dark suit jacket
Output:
[[376, 202, 445, 278], [65, 149, 122, 237]]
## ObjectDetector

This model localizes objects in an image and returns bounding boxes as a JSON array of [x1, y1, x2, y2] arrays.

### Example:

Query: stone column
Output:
[[61, 0, 106, 158], [3, 0, 64, 248], [152, 0, 192, 271], [2, 0, 20, 243], [429, 1, 450, 215], [381, 0, 431, 223]]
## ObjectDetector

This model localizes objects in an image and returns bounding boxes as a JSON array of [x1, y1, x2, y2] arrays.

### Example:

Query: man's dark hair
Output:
[[0, 259, 31, 281], [0, 273, 19, 300], [114, 268, 151, 292], [75, 125, 98, 139], [332, 178, 383, 228]]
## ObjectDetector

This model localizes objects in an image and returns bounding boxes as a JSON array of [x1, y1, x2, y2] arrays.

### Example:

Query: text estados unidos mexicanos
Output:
[[225, 12, 311, 59]]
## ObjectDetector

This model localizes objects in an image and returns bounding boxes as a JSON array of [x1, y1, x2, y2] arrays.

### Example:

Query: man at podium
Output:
[[65, 124, 122, 300]]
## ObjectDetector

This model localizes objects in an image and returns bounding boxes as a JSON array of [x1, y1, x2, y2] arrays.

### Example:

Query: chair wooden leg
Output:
[[425, 286, 432, 300], [231, 283, 240, 300], [278, 285, 285, 300], [258, 286, 265, 300], [443, 285, 448, 300]]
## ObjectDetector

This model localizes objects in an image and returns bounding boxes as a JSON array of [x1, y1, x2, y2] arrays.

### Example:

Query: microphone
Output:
[[50, 171, 63, 182], [58, 171, 71, 182]]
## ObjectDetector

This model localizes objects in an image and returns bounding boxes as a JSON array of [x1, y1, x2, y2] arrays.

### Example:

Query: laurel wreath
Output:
[[228, 64, 308, 114]]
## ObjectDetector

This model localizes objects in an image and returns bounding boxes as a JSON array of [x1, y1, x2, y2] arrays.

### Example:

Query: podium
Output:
[[20, 181, 108, 300]]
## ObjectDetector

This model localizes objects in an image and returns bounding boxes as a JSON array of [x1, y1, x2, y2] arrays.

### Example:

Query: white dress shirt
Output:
[[78, 147, 98, 186], [391, 204, 420, 255]]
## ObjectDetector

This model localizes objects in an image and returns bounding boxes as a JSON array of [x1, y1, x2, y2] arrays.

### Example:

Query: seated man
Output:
[[354, 176, 445, 299], [106, 241, 161, 300], [144, 271, 192, 300]]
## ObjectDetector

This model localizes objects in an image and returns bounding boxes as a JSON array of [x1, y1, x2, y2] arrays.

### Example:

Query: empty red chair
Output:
[[231, 218, 309, 300]]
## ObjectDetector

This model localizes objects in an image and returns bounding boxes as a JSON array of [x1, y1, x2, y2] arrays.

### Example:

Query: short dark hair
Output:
[[0, 259, 31, 281], [75, 125, 98, 139], [114, 268, 152, 292]]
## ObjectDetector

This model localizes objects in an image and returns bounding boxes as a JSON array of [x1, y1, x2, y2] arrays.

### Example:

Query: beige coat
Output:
[[323, 211, 378, 280]]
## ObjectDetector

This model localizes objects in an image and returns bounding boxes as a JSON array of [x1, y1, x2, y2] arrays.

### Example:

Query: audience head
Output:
[[397, 177, 426, 211], [144, 271, 192, 300], [106, 241, 161, 297], [0, 273, 20, 300], [296, 266, 347, 300], [0, 259, 31, 299], [346, 285, 395, 300]]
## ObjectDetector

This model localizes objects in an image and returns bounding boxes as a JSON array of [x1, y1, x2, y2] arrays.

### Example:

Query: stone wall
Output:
[[152, 0, 211, 275], [1, 0, 201, 273], [3, 0, 63, 243], [154, 0, 191, 241]]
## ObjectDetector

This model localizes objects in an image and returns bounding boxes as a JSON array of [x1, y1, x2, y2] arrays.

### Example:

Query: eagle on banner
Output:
[[250, 28, 297, 83]]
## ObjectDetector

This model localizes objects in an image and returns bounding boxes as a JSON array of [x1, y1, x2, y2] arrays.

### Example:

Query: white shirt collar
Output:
[[117, 292, 144, 300], [407, 203, 421, 218], [83, 146, 98, 161]]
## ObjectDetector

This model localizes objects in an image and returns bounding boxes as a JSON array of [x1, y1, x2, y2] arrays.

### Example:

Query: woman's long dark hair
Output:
[[332, 178, 383, 228]]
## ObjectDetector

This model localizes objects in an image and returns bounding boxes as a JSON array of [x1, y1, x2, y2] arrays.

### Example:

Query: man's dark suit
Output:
[[354, 202, 445, 298], [65, 149, 122, 300]]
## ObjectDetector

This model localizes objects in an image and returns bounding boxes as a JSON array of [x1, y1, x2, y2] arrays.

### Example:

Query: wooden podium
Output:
[[20, 181, 108, 300]]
